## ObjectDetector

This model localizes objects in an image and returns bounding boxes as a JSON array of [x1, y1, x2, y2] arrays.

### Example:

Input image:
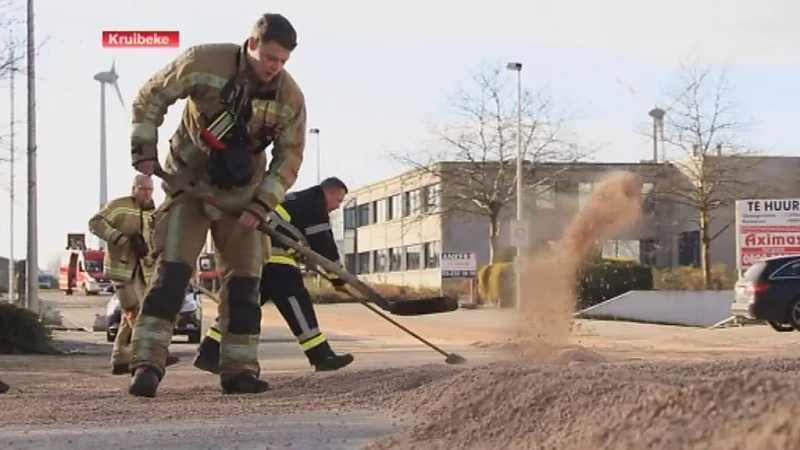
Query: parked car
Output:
[[732, 255, 800, 332], [106, 283, 203, 343]]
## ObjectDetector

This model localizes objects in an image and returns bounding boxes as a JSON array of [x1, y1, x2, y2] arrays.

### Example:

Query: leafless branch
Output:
[[392, 62, 585, 260]]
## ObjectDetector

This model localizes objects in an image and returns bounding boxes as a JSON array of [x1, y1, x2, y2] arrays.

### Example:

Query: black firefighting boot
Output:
[[220, 372, 270, 395], [114, 354, 180, 376], [128, 366, 161, 398], [0, 379, 9, 393], [193, 325, 222, 374], [307, 341, 354, 372]]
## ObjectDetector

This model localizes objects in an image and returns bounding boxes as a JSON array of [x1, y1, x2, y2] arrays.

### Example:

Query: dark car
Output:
[[106, 283, 203, 343], [732, 255, 800, 332]]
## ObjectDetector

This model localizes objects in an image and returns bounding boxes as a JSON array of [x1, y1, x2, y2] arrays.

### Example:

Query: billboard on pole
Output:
[[735, 199, 800, 274]]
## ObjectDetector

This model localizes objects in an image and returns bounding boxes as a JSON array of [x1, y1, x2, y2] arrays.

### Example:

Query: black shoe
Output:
[[165, 354, 181, 367], [313, 353, 354, 372], [220, 373, 270, 395], [0, 380, 9, 393], [128, 366, 160, 398], [112, 363, 130, 375], [193, 337, 221, 374]]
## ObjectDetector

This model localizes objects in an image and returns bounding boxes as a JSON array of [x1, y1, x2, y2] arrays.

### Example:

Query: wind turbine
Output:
[[94, 61, 124, 214]]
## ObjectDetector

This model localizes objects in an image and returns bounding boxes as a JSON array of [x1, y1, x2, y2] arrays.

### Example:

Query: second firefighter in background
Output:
[[88, 174, 179, 375], [193, 177, 354, 373]]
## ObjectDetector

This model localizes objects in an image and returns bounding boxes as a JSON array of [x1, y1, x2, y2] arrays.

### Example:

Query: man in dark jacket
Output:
[[193, 177, 354, 373]]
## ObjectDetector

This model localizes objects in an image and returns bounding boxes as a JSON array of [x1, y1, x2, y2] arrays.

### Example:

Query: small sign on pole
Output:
[[509, 220, 529, 248], [441, 252, 478, 279]]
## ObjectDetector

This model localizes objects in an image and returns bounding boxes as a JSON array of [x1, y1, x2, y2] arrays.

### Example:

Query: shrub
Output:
[[577, 260, 654, 309], [476, 259, 654, 309], [653, 265, 735, 290], [0, 302, 59, 354]]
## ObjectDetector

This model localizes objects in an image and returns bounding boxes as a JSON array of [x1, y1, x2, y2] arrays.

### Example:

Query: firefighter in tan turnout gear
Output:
[[128, 13, 307, 397], [88, 175, 179, 375]]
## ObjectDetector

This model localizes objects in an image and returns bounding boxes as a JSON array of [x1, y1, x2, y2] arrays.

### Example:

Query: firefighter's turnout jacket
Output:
[[129, 42, 307, 220], [267, 185, 342, 275], [88, 196, 155, 282]]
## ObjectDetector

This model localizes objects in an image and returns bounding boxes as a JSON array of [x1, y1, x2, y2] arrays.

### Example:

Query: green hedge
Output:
[[0, 302, 59, 354], [476, 259, 654, 308]]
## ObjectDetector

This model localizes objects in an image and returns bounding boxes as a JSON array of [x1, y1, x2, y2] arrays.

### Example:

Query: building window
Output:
[[344, 206, 357, 230], [389, 194, 402, 220], [356, 252, 371, 274], [357, 204, 371, 227], [373, 199, 388, 223], [344, 253, 357, 273], [532, 182, 555, 209], [405, 244, 421, 270], [424, 241, 441, 268], [373, 249, 388, 272], [425, 184, 441, 213], [404, 189, 421, 216], [578, 182, 594, 208], [388, 247, 404, 271]]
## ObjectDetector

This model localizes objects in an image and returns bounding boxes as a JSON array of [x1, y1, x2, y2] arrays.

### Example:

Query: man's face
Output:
[[324, 188, 346, 214], [133, 177, 154, 205], [247, 37, 292, 83]]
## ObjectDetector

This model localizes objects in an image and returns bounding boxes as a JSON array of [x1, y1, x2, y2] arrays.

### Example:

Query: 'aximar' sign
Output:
[[735, 198, 800, 273]]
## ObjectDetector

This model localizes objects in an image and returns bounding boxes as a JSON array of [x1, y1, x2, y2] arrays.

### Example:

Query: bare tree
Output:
[[0, 0, 23, 79], [656, 66, 759, 287], [394, 63, 583, 262]]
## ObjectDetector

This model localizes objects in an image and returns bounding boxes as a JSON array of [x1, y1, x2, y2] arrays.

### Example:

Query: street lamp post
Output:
[[309, 128, 321, 183], [506, 61, 523, 309]]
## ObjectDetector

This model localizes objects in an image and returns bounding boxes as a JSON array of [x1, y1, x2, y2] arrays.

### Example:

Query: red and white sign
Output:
[[102, 31, 180, 48], [735, 199, 800, 273]]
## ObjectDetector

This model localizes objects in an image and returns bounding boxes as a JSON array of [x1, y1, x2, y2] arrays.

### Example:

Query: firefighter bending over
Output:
[[193, 177, 354, 373], [88, 174, 180, 375], [127, 13, 306, 397]]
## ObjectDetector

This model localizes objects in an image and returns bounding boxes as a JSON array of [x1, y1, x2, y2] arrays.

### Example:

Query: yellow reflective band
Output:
[[299, 333, 326, 351], [274, 204, 291, 222], [267, 255, 298, 267], [207, 110, 235, 140], [206, 327, 222, 342]]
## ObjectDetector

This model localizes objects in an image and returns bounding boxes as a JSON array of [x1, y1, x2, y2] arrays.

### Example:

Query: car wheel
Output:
[[188, 331, 202, 344], [787, 298, 800, 331], [106, 330, 115, 342], [767, 321, 795, 332]]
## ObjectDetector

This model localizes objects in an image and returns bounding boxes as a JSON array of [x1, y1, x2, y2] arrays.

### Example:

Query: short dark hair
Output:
[[320, 177, 348, 194], [252, 13, 298, 51]]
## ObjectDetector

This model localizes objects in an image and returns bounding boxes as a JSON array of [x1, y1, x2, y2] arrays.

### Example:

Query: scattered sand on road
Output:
[[5, 172, 800, 448]]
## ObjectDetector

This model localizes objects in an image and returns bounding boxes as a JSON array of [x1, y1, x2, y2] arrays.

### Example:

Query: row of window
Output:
[[344, 241, 441, 275], [344, 184, 441, 229]]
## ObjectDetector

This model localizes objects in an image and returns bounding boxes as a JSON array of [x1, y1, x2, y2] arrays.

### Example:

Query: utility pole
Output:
[[506, 61, 524, 309], [26, 0, 40, 314], [309, 128, 321, 183], [8, 35, 15, 305]]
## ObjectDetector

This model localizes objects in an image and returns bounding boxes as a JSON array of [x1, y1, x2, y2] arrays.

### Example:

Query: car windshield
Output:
[[742, 261, 767, 281], [85, 260, 103, 273]]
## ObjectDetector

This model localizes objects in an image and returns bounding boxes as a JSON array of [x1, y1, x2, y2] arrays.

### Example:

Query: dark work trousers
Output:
[[260, 263, 335, 364]]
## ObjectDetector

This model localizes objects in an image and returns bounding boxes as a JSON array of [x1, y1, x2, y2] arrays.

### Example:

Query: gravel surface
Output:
[[4, 172, 798, 449]]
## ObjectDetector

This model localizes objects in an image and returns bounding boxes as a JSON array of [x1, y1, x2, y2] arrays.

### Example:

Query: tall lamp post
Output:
[[506, 61, 524, 309], [26, 0, 40, 314], [309, 128, 321, 183]]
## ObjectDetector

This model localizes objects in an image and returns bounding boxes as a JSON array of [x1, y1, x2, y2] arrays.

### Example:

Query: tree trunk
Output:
[[700, 209, 712, 289], [489, 213, 500, 263]]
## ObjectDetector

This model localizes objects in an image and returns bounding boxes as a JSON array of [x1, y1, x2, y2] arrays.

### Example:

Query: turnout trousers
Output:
[[111, 273, 147, 366], [130, 194, 264, 381]]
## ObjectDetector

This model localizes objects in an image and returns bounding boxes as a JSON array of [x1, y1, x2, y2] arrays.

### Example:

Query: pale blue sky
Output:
[[0, 0, 798, 266]]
